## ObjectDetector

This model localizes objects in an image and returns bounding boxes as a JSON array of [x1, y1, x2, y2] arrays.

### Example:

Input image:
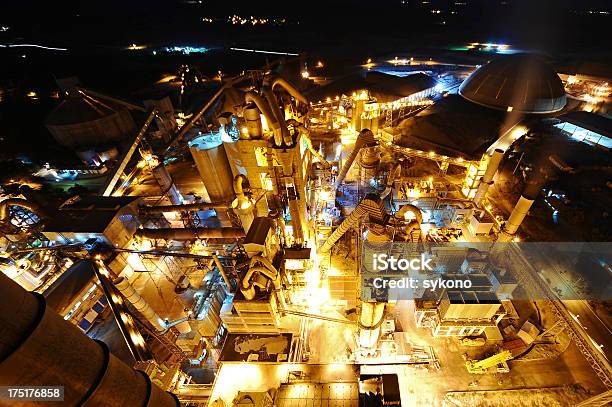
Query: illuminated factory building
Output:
[[0, 41, 611, 407]]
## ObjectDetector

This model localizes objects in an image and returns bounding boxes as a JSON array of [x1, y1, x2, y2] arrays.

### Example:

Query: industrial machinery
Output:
[[2, 51, 610, 406], [465, 350, 513, 374]]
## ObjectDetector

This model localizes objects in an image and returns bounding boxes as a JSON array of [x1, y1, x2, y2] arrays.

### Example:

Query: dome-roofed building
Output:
[[45, 94, 137, 150], [459, 53, 566, 114]]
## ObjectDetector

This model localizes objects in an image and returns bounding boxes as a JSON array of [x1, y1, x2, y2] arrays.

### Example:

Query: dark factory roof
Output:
[[244, 217, 273, 245], [559, 111, 612, 138], [306, 71, 438, 103], [396, 94, 507, 158], [44, 260, 96, 314], [459, 53, 566, 114], [45, 95, 124, 126], [44, 196, 139, 233]]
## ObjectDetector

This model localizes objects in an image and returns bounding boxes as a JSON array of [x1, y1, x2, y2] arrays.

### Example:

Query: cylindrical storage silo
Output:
[[152, 164, 183, 205], [189, 132, 235, 203], [244, 103, 263, 139]]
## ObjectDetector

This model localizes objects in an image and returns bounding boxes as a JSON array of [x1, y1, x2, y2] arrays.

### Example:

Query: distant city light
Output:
[[230, 47, 299, 56], [0, 43, 67, 51], [159, 46, 209, 55]]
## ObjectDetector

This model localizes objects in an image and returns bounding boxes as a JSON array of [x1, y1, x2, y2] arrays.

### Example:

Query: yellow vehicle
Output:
[[465, 350, 513, 374]]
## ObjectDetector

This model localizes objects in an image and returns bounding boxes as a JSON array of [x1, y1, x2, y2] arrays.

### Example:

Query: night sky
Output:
[[1, 1, 611, 52]]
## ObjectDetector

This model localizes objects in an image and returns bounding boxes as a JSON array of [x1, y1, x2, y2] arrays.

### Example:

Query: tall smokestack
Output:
[[497, 178, 544, 242], [0, 272, 179, 406], [474, 149, 505, 207]]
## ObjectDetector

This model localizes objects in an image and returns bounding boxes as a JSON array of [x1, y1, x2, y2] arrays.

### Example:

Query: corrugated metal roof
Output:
[[306, 71, 437, 103], [244, 217, 273, 245], [559, 111, 612, 138], [44, 196, 139, 233], [45, 95, 125, 126]]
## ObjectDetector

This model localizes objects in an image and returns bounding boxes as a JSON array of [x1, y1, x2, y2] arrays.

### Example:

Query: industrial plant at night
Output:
[[0, 1, 610, 406]]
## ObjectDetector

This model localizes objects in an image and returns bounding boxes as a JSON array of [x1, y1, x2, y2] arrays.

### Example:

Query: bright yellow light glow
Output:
[[406, 189, 421, 198], [260, 173, 274, 191], [138, 239, 152, 251], [251, 116, 265, 135]]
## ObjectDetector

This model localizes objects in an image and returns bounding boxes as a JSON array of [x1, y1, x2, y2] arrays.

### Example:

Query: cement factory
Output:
[[0, 46, 611, 407]]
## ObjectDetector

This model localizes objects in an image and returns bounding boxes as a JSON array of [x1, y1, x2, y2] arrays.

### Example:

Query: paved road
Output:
[[509, 244, 612, 386], [521, 248, 611, 362], [562, 299, 611, 361]]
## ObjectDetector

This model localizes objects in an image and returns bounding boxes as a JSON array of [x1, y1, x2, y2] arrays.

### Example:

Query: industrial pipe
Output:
[[320, 194, 386, 253], [114, 277, 167, 331], [335, 129, 376, 189], [232, 175, 255, 232], [233, 174, 249, 204], [102, 108, 157, 197], [213, 255, 233, 294], [381, 164, 401, 199], [249, 255, 278, 274], [240, 267, 276, 300], [394, 204, 423, 225], [245, 92, 278, 141], [140, 201, 232, 214], [166, 74, 248, 153], [262, 87, 293, 147], [287, 119, 331, 168], [151, 163, 183, 205], [0, 271, 179, 406], [240, 255, 280, 300], [135, 227, 245, 241], [242, 267, 280, 290], [271, 77, 308, 105], [473, 149, 505, 207], [243, 103, 263, 138], [77, 87, 147, 112]]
